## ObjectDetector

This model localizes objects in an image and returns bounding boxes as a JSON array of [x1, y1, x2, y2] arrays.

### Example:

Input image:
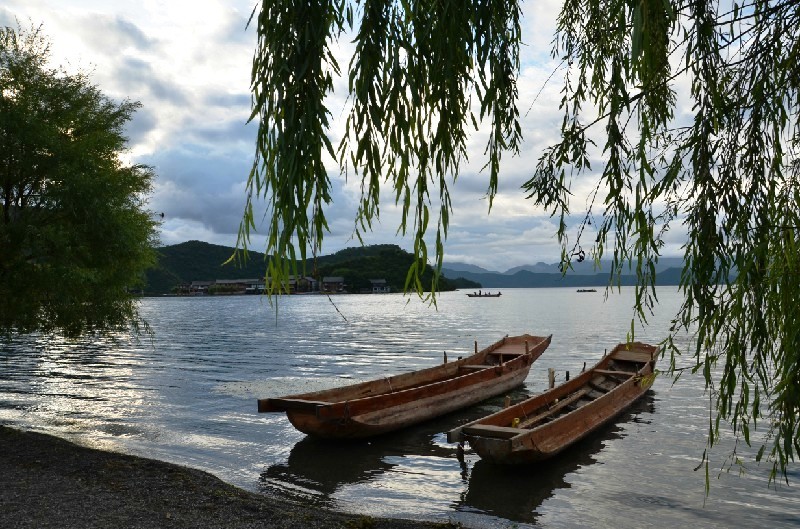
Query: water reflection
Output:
[[0, 333, 153, 451], [457, 393, 656, 525], [260, 391, 657, 524], [260, 413, 466, 508]]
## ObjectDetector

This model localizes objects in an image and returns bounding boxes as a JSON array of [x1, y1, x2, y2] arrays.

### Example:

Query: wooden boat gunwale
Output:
[[447, 342, 658, 463], [258, 333, 552, 439]]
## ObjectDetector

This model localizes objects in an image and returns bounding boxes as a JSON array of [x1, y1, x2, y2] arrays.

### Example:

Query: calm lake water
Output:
[[1, 288, 798, 528]]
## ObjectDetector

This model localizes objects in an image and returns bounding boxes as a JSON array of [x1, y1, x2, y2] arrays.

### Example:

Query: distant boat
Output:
[[447, 341, 658, 464], [258, 334, 552, 439], [576, 289, 597, 293], [466, 291, 502, 297]]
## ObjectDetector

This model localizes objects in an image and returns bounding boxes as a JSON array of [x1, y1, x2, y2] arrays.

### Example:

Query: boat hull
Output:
[[448, 342, 657, 464], [286, 365, 531, 438], [260, 334, 552, 439]]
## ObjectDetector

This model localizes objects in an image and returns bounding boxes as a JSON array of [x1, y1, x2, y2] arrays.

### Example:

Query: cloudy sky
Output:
[[2, 1, 686, 271]]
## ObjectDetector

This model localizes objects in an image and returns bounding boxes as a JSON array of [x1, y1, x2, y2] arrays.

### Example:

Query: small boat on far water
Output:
[[466, 291, 502, 297], [258, 333, 552, 439], [447, 341, 658, 464]]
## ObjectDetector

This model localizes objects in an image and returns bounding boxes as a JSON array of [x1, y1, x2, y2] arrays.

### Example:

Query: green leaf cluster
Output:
[[0, 25, 158, 337], [242, 0, 522, 300]]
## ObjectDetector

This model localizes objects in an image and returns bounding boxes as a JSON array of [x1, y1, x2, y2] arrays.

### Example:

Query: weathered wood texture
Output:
[[258, 333, 552, 439]]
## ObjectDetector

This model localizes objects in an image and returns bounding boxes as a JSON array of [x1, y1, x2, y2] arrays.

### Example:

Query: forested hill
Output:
[[142, 241, 477, 295], [143, 241, 268, 294]]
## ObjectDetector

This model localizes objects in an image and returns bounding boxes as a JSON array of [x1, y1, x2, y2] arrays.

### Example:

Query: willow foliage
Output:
[[242, 0, 521, 295], [524, 0, 800, 484], [246, 1, 799, 482]]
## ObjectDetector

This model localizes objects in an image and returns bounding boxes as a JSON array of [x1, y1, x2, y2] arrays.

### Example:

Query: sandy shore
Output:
[[0, 426, 457, 529]]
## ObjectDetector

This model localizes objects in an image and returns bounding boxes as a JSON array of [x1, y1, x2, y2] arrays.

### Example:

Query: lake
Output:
[[1, 288, 798, 528]]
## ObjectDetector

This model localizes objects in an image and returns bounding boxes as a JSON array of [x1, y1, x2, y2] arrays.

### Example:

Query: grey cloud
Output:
[[76, 14, 156, 53], [204, 92, 251, 109], [189, 117, 256, 147], [123, 104, 158, 146], [113, 56, 188, 105]]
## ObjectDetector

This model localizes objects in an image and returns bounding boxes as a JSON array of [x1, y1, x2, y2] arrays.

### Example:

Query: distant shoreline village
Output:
[[173, 276, 391, 296]]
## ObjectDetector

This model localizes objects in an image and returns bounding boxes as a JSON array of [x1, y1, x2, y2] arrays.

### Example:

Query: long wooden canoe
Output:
[[258, 334, 552, 439], [447, 341, 658, 464]]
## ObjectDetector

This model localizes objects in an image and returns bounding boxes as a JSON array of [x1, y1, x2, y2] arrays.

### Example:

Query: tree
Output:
[[0, 26, 158, 337], [244, 0, 799, 484]]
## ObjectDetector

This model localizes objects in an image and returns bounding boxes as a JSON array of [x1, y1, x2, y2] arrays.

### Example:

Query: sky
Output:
[[2, 1, 687, 271]]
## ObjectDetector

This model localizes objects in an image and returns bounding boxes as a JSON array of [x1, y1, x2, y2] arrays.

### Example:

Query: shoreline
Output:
[[0, 426, 455, 529]]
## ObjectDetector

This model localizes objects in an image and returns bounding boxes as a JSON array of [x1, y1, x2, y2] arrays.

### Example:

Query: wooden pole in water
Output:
[[504, 395, 511, 408], [548, 368, 555, 389], [443, 351, 447, 364], [474, 341, 478, 354], [566, 371, 570, 381]]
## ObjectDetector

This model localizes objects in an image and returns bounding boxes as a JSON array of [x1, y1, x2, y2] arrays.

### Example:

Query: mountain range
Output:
[[441, 257, 685, 288], [143, 240, 686, 294]]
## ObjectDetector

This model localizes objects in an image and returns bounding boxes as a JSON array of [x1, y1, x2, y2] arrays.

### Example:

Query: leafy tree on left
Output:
[[0, 26, 158, 337]]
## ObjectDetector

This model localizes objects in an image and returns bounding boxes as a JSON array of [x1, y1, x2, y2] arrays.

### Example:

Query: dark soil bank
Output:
[[0, 426, 456, 529]]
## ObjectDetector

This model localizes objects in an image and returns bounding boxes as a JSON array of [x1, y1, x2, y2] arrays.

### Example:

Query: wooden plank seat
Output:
[[594, 369, 636, 380], [517, 387, 592, 429]]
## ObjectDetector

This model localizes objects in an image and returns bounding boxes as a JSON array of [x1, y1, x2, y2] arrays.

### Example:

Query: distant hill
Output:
[[503, 262, 557, 275], [143, 241, 268, 294], [440, 265, 685, 288], [444, 256, 685, 277], [439, 262, 498, 274], [313, 245, 470, 293], [143, 241, 473, 295]]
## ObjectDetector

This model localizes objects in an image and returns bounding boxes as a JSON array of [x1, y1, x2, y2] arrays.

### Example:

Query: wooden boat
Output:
[[447, 341, 657, 464], [466, 292, 502, 297], [258, 334, 552, 439]]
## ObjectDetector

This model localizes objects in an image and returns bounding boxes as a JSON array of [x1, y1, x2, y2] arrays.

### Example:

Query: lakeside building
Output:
[[321, 276, 345, 293], [182, 276, 319, 295], [369, 279, 391, 293]]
